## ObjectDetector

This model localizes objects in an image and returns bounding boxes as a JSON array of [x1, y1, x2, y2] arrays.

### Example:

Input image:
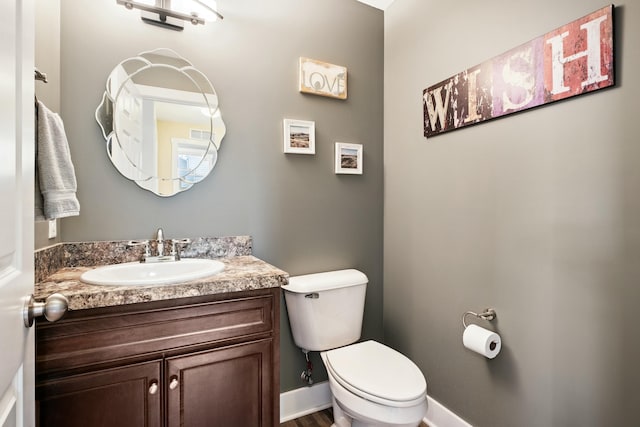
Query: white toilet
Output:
[[284, 269, 428, 427]]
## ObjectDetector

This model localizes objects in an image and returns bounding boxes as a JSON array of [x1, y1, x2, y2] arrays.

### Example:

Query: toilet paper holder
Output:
[[462, 308, 496, 329]]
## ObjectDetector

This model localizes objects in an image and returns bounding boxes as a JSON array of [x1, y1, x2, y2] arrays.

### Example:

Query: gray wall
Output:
[[384, 0, 640, 426], [50, 0, 383, 392], [34, 0, 62, 249]]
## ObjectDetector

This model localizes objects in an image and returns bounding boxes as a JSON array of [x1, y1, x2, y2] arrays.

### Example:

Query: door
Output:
[[0, 1, 35, 427], [36, 361, 162, 427], [166, 339, 275, 427]]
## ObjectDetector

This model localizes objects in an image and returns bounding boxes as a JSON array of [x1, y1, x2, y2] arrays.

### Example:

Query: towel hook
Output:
[[462, 308, 496, 329], [34, 67, 48, 83]]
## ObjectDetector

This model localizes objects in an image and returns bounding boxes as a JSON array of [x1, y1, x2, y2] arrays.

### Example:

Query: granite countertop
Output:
[[35, 256, 289, 311]]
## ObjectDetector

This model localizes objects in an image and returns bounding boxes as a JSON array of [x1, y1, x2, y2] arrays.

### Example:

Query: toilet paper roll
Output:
[[463, 324, 501, 359]]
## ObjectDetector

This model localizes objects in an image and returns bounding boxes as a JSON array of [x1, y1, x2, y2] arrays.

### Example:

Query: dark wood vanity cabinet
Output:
[[35, 288, 280, 427], [166, 339, 274, 426], [37, 360, 162, 427]]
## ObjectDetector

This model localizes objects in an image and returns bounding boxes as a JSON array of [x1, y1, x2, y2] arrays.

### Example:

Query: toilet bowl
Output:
[[283, 269, 428, 427], [321, 340, 427, 427]]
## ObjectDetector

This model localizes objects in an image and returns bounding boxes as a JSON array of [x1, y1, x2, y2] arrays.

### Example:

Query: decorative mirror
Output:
[[96, 48, 226, 196]]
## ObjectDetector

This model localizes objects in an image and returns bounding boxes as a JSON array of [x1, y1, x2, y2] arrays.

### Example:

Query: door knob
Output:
[[149, 381, 159, 395], [23, 293, 68, 327], [169, 377, 179, 390]]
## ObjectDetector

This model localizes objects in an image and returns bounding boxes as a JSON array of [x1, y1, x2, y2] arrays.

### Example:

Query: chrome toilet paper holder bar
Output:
[[462, 308, 496, 328]]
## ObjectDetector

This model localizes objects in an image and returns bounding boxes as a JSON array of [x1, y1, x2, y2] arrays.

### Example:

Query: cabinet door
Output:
[[166, 339, 274, 427], [37, 361, 162, 427]]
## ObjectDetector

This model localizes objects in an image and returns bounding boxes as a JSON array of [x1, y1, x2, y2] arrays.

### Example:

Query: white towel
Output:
[[36, 100, 80, 220]]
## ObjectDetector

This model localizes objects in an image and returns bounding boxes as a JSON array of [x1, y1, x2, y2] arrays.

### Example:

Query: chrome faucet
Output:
[[156, 228, 164, 257], [128, 228, 191, 263]]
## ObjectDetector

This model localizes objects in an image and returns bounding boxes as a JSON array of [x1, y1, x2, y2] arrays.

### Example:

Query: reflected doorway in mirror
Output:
[[95, 48, 226, 197]]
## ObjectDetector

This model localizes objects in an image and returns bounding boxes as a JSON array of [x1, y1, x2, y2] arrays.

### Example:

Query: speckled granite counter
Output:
[[34, 237, 288, 311], [35, 256, 288, 311]]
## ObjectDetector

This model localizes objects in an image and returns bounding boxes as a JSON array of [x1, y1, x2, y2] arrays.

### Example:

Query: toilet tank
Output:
[[283, 269, 368, 352]]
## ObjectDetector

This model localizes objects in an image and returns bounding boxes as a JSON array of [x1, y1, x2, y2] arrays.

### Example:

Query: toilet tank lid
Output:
[[285, 269, 368, 293]]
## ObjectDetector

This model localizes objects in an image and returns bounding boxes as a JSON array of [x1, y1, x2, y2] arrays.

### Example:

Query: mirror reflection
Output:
[[96, 48, 226, 196]]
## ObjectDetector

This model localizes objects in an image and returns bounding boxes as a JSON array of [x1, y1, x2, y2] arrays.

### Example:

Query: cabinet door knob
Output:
[[149, 381, 159, 395], [169, 377, 179, 390]]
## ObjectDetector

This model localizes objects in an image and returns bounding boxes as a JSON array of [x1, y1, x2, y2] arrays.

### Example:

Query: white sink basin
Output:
[[80, 259, 225, 286]]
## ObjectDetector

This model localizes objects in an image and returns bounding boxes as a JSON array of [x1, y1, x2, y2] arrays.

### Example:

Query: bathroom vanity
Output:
[[33, 238, 287, 427]]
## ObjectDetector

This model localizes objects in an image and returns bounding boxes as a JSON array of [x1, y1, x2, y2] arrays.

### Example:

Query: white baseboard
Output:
[[280, 384, 471, 427], [425, 395, 472, 427], [280, 381, 332, 423]]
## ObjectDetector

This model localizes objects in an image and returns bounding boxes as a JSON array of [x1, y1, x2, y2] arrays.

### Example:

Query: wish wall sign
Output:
[[423, 5, 614, 138]]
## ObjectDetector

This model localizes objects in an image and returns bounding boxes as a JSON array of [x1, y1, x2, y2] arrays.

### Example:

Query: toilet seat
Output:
[[323, 340, 427, 408]]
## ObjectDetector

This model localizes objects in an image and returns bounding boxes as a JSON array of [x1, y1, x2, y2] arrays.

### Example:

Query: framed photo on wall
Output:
[[334, 142, 362, 175], [283, 119, 315, 154]]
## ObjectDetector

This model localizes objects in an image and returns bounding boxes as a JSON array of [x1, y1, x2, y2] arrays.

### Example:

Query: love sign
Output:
[[299, 57, 348, 100]]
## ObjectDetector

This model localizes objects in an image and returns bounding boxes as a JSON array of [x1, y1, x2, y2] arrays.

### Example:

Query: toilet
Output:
[[283, 269, 428, 427]]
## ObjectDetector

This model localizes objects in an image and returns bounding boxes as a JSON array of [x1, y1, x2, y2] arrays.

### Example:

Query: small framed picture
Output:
[[334, 142, 363, 175], [283, 119, 315, 154]]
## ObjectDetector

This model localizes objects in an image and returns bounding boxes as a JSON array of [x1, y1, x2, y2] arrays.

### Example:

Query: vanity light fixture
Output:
[[117, 0, 223, 31]]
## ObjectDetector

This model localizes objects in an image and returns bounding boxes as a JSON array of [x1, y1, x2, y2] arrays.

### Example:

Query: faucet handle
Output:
[[170, 238, 191, 259], [127, 239, 151, 257]]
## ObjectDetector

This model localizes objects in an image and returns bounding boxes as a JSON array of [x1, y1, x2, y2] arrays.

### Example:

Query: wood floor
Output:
[[280, 408, 334, 427], [280, 408, 429, 427]]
